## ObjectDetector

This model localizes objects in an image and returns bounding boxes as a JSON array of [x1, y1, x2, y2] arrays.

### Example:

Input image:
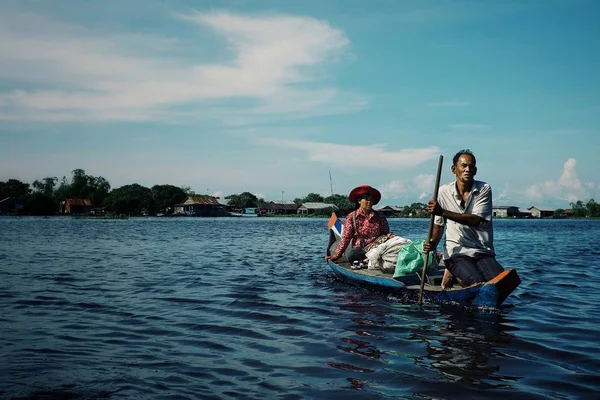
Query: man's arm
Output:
[[438, 208, 485, 226], [426, 199, 486, 227]]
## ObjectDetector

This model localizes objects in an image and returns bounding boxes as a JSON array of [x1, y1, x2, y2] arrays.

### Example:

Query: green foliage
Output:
[[225, 192, 258, 208], [586, 199, 600, 217], [303, 192, 324, 203], [324, 194, 354, 213], [0, 179, 31, 200], [570, 200, 587, 217], [104, 184, 154, 215], [152, 184, 187, 213], [46, 170, 111, 207], [32, 177, 58, 197], [568, 199, 599, 218]]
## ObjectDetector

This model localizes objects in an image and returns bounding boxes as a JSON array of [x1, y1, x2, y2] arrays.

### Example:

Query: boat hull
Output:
[[327, 260, 520, 308]]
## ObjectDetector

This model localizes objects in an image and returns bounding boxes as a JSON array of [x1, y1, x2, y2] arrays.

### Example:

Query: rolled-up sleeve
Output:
[[472, 183, 492, 221]]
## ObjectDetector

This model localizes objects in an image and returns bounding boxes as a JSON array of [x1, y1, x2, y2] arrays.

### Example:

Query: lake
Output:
[[1, 217, 599, 399]]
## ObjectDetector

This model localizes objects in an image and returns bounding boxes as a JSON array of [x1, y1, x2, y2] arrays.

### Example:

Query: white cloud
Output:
[[380, 173, 435, 201], [523, 158, 591, 205], [557, 158, 582, 189], [259, 139, 441, 170], [381, 180, 408, 196], [0, 10, 363, 123]]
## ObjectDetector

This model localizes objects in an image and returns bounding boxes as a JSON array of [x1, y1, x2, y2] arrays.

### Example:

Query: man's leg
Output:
[[447, 255, 485, 286], [474, 255, 504, 281]]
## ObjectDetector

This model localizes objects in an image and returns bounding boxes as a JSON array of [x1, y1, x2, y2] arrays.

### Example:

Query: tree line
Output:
[[8, 169, 594, 218], [0, 169, 192, 216], [556, 200, 600, 218], [0, 170, 434, 217]]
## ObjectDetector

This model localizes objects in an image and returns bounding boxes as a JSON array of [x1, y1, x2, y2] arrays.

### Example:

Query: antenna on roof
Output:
[[329, 170, 334, 197]]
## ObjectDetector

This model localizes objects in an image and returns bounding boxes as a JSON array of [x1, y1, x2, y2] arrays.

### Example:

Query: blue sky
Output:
[[1, 0, 598, 208]]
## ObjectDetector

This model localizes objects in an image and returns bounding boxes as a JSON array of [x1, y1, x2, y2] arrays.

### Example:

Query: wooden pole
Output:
[[418, 155, 444, 305]]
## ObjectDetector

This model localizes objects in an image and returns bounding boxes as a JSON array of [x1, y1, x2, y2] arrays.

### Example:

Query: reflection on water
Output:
[[1, 217, 600, 399], [328, 290, 527, 397]]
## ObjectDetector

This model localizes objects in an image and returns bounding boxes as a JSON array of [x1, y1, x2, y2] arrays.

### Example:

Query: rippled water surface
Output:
[[1, 217, 599, 399]]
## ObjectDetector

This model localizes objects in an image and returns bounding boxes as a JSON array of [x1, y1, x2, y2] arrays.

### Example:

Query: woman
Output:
[[326, 185, 395, 267]]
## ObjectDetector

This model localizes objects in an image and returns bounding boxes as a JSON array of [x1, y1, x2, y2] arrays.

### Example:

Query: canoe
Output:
[[326, 259, 520, 308], [325, 213, 520, 308]]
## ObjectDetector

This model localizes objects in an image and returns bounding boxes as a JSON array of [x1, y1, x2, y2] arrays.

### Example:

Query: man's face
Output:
[[452, 154, 477, 184]]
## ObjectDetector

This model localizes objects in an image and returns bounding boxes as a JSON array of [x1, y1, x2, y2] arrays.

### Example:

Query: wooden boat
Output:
[[326, 259, 520, 308], [325, 217, 521, 308]]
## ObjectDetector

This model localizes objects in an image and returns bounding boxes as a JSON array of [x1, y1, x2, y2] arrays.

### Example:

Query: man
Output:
[[423, 149, 504, 289]]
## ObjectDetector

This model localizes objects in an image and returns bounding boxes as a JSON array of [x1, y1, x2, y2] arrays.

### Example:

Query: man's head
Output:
[[451, 149, 477, 184]]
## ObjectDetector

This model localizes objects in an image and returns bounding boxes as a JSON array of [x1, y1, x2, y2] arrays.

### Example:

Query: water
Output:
[[1, 217, 599, 399]]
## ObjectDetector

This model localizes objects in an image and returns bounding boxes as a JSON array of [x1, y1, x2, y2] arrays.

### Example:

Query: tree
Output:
[[32, 177, 58, 197], [324, 194, 354, 213], [55, 169, 110, 207], [586, 199, 600, 218], [152, 184, 187, 213], [570, 200, 586, 218], [225, 192, 258, 208], [104, 184, 154, 215], [303, 193, 324, 203], [0, 179, 31, 199]]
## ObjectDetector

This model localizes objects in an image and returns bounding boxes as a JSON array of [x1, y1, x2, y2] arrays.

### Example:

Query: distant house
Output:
[[492, 206, 520, 218], [374, 205, 402, 217], [60, 199, 92, 215], [528, 206, 554, 218], [174, 196, 223, 217], [297, 202, 337, 214], [267, 201, 299, 215]]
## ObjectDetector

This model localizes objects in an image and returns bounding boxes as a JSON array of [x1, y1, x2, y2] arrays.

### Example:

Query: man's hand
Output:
[[423, 239, 436, 254], [325, 255, 338, 262], [425, 198, 443, 216]]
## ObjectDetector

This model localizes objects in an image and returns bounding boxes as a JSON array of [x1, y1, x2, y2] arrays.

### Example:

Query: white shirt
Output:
[[434, 180, 495, 259]]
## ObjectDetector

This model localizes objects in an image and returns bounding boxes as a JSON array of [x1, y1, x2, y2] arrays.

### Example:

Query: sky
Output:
[[1, 0, 599, 209]]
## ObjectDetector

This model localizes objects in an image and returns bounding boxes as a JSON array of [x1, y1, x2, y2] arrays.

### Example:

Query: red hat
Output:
[[348, 185, 381, 205]]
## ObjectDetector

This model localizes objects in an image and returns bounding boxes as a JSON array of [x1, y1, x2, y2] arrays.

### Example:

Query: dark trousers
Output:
[[446, 254, 504, 286]]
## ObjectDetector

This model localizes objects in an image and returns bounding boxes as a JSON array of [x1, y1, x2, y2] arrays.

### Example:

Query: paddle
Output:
[[417, 154, 444, 305]]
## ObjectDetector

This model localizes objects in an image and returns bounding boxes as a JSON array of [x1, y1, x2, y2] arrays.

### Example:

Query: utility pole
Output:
[[282, 191, 284, 202], [329, 171, 334, 196]]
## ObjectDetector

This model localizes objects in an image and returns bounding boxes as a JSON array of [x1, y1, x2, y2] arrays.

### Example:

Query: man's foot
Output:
[[441, 269, 454, 289]]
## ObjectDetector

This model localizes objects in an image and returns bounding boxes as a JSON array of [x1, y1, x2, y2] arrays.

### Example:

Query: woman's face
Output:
[[358, 194, 373, 212]]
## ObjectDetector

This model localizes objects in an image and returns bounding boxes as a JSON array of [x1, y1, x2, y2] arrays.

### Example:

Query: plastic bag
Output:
[[393, 239, 433, 278]]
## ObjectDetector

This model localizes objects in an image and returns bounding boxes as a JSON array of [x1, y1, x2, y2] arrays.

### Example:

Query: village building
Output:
[[374, 205, 404, 217], [60, 199, 92, 215], [528, 206, 554, 218], [266, 201, 300, 215], [492, 206, 519, 217], [297, 202, 337, 214], [174, 196, 224, 217], [492, 205, 534, 218]]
